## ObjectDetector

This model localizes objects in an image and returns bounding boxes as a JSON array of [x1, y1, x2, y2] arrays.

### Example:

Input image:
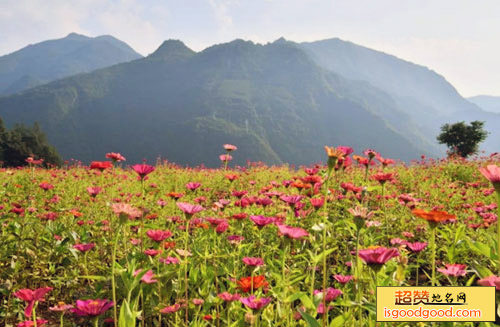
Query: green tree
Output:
[[437, 120, 488, 158], [0, 118, 61, 167]]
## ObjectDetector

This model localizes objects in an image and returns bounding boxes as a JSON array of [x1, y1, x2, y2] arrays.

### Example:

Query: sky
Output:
[[0, 0, 498, 97]]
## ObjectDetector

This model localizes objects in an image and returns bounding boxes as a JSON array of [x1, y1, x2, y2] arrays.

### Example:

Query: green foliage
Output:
[[0, 118, 61, 167], [437, 121, 488, 158]]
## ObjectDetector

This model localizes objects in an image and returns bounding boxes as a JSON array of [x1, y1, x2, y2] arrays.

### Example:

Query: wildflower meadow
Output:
[[1, 145, 500, 327]]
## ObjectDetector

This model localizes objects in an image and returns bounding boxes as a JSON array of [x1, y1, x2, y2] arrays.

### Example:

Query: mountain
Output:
[[468, 95, 500, 114], [300, 38, 500, 155], [0, 33, 142, 95], [0, 38, 434, 166]]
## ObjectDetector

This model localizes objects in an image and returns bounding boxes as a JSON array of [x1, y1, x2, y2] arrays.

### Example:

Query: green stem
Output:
[[60, 313, 64, 327], [321, 168, 332, 327], [430, 227, 436, 286], [184, 215, 190, 326], [32, 303, 37, 327], [111, 224, 122, 325], [356, 228, 362, 327], [93, 316, 99, 327]]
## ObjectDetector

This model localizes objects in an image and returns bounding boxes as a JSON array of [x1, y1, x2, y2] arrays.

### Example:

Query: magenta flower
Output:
[[146, 230, 172, 242], [227, 235, 245, 244], [132, 164, 155, 179], [334, 274, 353, 284], [280, 195, 304, 206], [249, 215, 275, 228], [276, 223, 309, 239], [338, 146, 354, 156], [478, 275, 500, 291], [144, 249, 161, 257], [406, 241, 428, 253], [13, 287, 52, 317], [186, 182, 201, 191], [240, 296, 272, 310], [73, 243, 96, 252], [242, 257, 265, 266], [134, 269, 158, 284], [313, 288, 342, 302], [39, 182, 54, 191], [437, 264, 467, 277], [71, 299, 114, 317], [218, 292, 241, 302], [358, 247, 399, 267], [176, 202, 204, 217]]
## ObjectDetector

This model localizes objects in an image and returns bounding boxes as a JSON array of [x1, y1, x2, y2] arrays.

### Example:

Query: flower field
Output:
[[1, 146, 500, 327]]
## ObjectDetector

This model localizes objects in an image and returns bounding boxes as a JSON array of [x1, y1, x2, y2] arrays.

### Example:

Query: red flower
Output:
[[90, 161, 112, 171], [237, 275, 269, 292], [14, 287, 52, 317]]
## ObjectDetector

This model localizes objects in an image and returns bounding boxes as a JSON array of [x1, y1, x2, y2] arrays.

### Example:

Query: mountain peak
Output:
[[149, 40, 195, 60], [65, 32, 89, 40]]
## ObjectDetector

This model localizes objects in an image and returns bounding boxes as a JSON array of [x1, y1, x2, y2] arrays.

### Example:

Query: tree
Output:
[[0, 118, 62, 167], [437, 121, 488, 158]]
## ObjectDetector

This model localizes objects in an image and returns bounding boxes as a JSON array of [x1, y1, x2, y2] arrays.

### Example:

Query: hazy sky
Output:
[[1, 0, 498, 97]]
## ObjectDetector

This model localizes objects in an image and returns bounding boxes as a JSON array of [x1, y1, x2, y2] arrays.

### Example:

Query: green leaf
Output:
[[286, 292, 315, 310], [329, 314, 345, 327], [118, 299, 140, 327], [312, 248, 336, 264], [298, 308, 320, 327]]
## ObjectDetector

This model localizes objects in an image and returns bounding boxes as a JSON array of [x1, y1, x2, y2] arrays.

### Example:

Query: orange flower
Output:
[[411, 209, 456, 224], [237, 275, 269, 293], [324, 146, 345, 159]]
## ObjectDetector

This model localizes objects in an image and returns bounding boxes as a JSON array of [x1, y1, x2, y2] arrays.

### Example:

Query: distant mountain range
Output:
[[0, 34, 498, 166], [468, 95, 500, 114], [0, 33, 142, 95]]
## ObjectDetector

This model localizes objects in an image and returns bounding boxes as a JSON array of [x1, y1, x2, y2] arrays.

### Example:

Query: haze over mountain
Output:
[[468, 95, 500, 114], [300, 38, 500, 156], [0, 38, 436, 166], [0, 33, 142, 95]]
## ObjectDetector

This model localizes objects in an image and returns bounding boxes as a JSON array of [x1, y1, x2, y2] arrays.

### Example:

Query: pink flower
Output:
[[240, 296, 272, 310], [134, 269, 158, 284], [437, 264, 467, 277], [105, 152, 126, 162], [216, 220, 229, 233], [111, 203, 141, 220], [363, 149, 379, 159], [14, 287, 52, 317], [242, 257, 265, 266], [218, 292, 241, 301], [192, 298, 204, 306], [146, 230, 172, 242], [49, 302, 74, 312], [73, 243, 96, 252], [371, 172, 394, 184], [176, 202, 204, 216], [132, 164, 155, 179], [358, 247, 399, 266], [159, 257, 180, 265], [313, 288, 342, 302], [478, 275, 500, 291], [310, 197, 324, 209], [219, 154, 233, 162], [280, 195, 304, 206], [334, 274, 353, 284], [249, 215, 275, 228], [186, 182, 201, 191], [406, 242, 428, 253], [86, 187, 102, 197], [160, 304, 181, 314], [71, 299, 114, 316], [223, 144, 237, 152], [39, 182, 54, 191], [227, 235, 245, 244], [276, 223, 309, 239], [480, 165, 500, 191], [144, 249, 161, 257]]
